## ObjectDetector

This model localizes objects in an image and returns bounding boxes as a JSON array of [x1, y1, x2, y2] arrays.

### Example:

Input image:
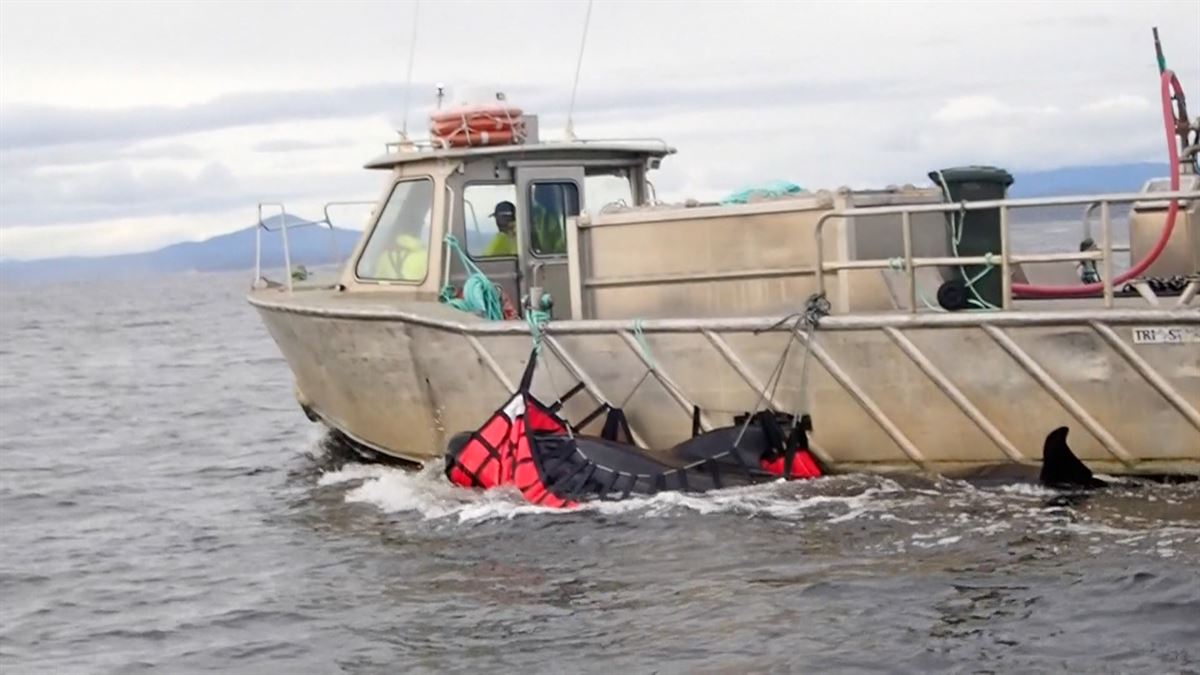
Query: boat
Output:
[[248, 36, 1200, 481]]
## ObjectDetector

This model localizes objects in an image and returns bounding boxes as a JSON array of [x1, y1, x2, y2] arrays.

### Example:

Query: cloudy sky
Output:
[[1, 0, 1196, 260]]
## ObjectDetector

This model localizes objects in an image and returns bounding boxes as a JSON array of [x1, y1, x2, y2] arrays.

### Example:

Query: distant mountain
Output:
[[1008, 162, 1169, 198], [0, 214, 361, 284]]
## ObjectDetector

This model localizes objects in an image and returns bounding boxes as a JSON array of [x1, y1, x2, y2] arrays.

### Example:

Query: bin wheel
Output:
[[937, 279, 971, 311]]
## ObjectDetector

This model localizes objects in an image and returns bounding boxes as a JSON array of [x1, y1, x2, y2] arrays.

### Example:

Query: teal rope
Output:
[[632, 319, 656, 370], [526, 306, 550, 353], [439, 234, 504, 321]]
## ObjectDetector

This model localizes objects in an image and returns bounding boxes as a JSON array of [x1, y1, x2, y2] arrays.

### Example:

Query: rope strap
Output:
[[439, 234, 504, 321]]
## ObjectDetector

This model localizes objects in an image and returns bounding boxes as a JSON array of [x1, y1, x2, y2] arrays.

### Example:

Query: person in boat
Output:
[[481, 200, 518, 257], [363, 179, 434, 281], [374, 233, 428, 281]]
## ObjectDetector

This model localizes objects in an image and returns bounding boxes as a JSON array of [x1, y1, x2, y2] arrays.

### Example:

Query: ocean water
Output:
[[1, 262, 1197, 674]]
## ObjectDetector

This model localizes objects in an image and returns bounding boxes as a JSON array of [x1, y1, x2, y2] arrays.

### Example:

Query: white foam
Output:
[[317, 464, 391, 486], [319, 463, 914, 525], [314, 460, 1200, 553]]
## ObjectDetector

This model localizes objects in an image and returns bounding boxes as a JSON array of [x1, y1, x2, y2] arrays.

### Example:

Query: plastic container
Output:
[[928, 166, 1014, 308]]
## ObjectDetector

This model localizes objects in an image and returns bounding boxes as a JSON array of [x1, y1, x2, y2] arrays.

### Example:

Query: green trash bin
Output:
[[928, 166, 1014, 309]]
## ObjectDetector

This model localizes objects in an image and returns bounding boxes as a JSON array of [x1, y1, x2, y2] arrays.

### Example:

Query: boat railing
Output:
[[813, 190, 1200, 312], [1080, 201, 1131, 253], [382, 136, 674, 156], [255, 201, 374, 291]]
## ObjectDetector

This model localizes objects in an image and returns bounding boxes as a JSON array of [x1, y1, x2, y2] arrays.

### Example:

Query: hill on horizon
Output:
[[1007, 162, 1168, 198], [0, 214, 361, 284]]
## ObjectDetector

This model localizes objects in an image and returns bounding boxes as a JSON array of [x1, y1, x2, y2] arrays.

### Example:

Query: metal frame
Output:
[[883, 327, 1026, 463], [246, 292, 1199, 334], [813, 190, 1200, 313], [256, 202, 293, 292], [250, 289, 1197, 470], [255, 200, 374, 292], [1080, 201, 1131, 252], [983, 324, 1135, 466]]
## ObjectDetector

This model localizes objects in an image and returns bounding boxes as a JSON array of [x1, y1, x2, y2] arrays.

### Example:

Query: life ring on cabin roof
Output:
[[429, 104, 524, 148], [432, 128, 518, 148]]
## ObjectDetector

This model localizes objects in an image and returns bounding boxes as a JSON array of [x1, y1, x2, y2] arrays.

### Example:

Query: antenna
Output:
[[399, 0, 421, 139], [564, 0, 594, 141], [1152, 26, 1167, 73]]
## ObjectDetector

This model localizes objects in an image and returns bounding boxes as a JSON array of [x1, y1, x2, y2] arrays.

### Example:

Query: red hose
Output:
[[1011, 70, 1183, 298]]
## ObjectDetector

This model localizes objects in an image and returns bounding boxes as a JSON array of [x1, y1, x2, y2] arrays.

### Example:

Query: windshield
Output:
[[355, 179, 434, 282]]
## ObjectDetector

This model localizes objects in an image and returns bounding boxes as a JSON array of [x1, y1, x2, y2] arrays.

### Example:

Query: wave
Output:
[[312, 458, 1200, 560]]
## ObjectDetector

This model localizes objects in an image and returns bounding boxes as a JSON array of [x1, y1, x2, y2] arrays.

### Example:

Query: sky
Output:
[[0, 0, 1197, 261]]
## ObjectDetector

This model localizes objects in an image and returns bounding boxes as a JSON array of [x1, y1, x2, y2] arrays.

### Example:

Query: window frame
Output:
[[462, 179, 520, 260], [527, 179, 581, 258], [353, 176, 436, 285], [583, 167, 636, 212]]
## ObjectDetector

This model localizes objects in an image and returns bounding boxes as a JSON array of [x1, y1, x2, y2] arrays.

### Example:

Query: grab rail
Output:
[[255, 200, 375, 292], [813, 190, 1200, 312], [1080, 202, 1130, 253], [256, 202, 292, 291]]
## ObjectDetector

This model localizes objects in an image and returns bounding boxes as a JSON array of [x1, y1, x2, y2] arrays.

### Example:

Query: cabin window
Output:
[[463, 183, 519, 258], [585, 170, 634, 212], [355, 178, 434, 282], [529, 181, 579, 256]]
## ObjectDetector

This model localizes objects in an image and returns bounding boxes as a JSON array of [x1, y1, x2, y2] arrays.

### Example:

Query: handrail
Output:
[[255, 200, 375, 292], [814, 189, 1200, 312], [1081, 201, 1131, 252], [383, 136, 675, 156], [256, 202, 292, 292], [322, 200, 374, 272]]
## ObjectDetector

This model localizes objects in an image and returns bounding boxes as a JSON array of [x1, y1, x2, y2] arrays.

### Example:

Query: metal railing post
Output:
[[326, 220, 338, 269], [1000, 205, 1012, 310], [813, 212, 838, 298], [280, 205, 293, 293], [807, 190, 1199, 314], [901, 211, 915, 313], [1100, 200, 1113, 308], [255, 205, 263, 285], [323, 200, 378, 270]]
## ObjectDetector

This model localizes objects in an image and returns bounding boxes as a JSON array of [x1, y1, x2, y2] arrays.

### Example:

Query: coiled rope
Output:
[[439, 234, 504, 321]]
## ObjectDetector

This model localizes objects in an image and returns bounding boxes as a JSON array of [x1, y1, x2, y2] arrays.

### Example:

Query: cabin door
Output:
[[515, 166, 584, 319]]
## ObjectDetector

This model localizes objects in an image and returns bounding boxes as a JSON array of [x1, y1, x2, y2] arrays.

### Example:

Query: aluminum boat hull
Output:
[[250, 290, 1200, 477]]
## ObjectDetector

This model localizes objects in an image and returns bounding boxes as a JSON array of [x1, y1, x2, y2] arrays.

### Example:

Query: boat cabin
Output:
[[329, 120, 984, 320], [341, 130, 675, 320]]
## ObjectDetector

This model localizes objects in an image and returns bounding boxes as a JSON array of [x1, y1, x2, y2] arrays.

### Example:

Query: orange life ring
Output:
[[432, 128, 517, 148], [429, 104, 524, 148], [429, 104, 522, 124]]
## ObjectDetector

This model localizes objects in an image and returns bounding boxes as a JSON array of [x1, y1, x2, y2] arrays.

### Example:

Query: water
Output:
[[1, 269, 1197, 674]]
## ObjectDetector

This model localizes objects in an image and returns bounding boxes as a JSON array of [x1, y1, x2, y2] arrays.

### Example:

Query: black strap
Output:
[[601, 408, 623, 442], [560, 463, 597, 500], [573, 404, 609, 434], [619, 410, 634, 445], [706, 458, 723, 489], [518, 348, 538, 392], [784, 414, 815, 479], [617, 473, 635, 500], [549, 382, 587, 412], [758, 412, 787, 457], [598, 408, 636, 444], [596, 468, 620, 500], [691, 406, 702, 438], [544, 454, 591, 497]]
